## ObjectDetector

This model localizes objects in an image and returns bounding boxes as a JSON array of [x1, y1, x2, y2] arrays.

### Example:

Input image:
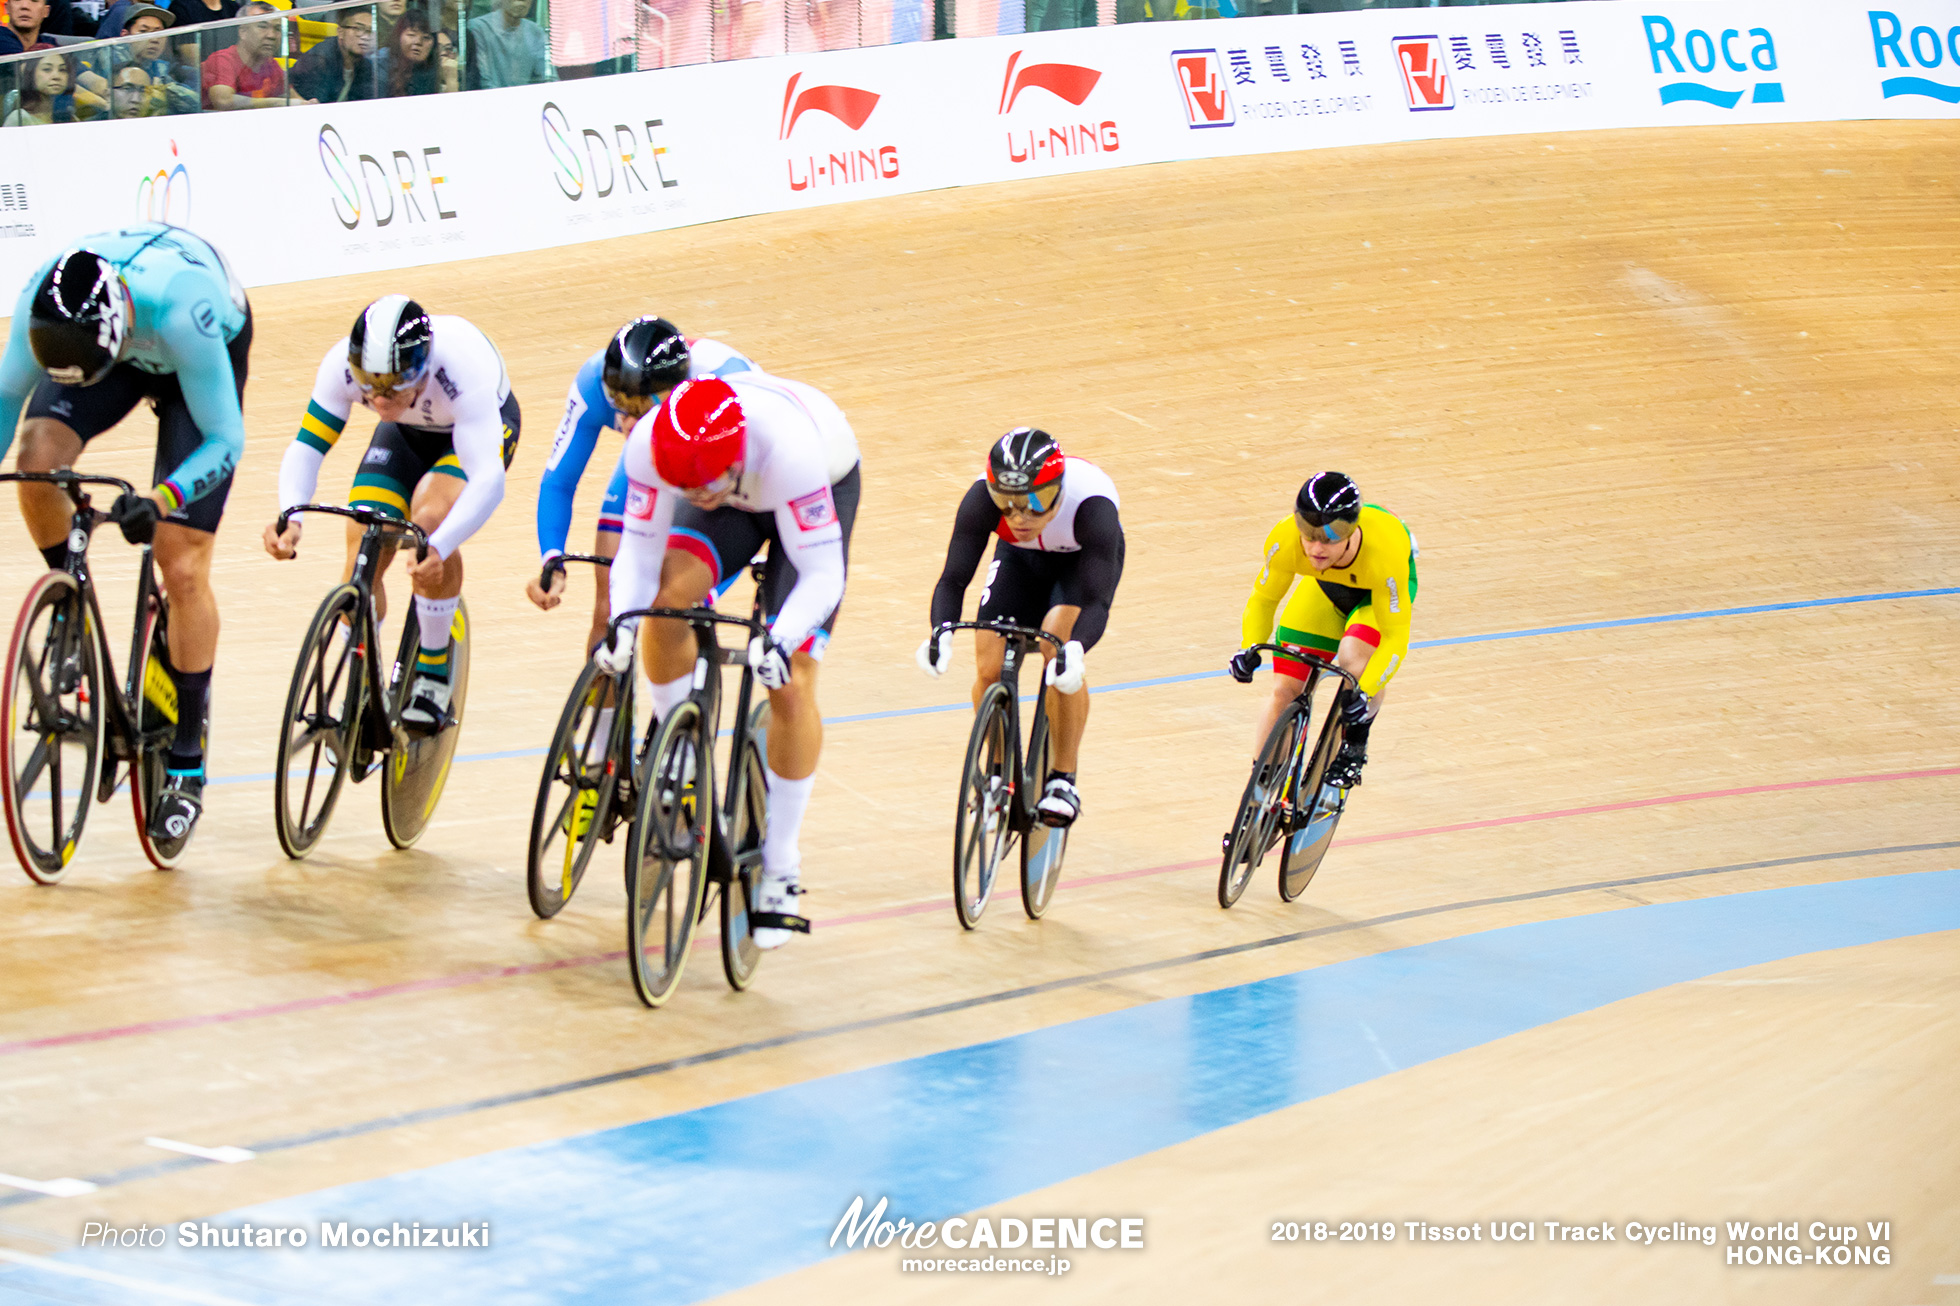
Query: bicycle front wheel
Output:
[[952, 683, 1014, 929], [719, 700, 770, 991], [130, 592, 196, 871], [1279, 708, 1346, 902], [527, 661, 623, 919], [380, 598, 471, 850], [0, 573, 103, 884], [1218, 698, 1308, 908], [624, 700, 710, 1008], [1019, 715, 1067, 921], [273, 585, 363, 860]]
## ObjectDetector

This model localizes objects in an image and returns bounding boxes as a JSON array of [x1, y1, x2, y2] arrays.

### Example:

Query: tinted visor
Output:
[[1296, 510, 1358, 544], [28, 322, 116, 388], [987, 482, 1059, 516], [350, 361, 428, 398], [604, 383, 658, 419]]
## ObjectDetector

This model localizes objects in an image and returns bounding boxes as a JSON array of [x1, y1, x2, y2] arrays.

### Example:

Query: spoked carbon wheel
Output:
[[1019, 719, 1067, 921], [1218, 699, 1308, 909], [1279, 714, 1346, 902], [380, 599, 471, 850], [528, 661, 624, 919], [130, 595, 195, 871], [719, 700, 770, 991], [624, 700, 710, 1008], [0, 574, 104, 884], [274, 586, 364, 859], [952, 683, 1015, 930]]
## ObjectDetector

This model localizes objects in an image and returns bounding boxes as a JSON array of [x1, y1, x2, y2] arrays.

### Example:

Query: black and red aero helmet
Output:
[[986, 427, 1065, 513]]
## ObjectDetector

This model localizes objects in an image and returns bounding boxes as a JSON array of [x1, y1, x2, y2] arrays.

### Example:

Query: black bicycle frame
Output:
[[940, 619, 1065, 828], [277, 503, 431, 763], [609, 561, 770, 885]]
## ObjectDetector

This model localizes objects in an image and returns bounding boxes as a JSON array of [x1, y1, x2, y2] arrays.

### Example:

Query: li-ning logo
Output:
[[542, 102, 679, 202], [779, 73, 880, 139], [318, 124, 457, 232], [1000, 51, 1115, 162], [1393, 36, 1453, 109], [999, 51, 1100, 113], [135, 141, 190, 224], [779, 73, 898, 191], [1170, 49, 1233, 127]]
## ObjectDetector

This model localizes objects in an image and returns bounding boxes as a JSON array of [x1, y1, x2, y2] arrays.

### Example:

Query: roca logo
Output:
[[318, 124, 457, 232], [541, 102, 679, 203], [1869, 11, 1960, 102], [1641, 15, 1782, 108], [135, 140, 190, 224], [778, 72, 898, 193]]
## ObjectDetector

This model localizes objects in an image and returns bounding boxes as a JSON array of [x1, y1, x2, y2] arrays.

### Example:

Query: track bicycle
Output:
[[524, 551, 625, 919], [0, 472, 195, 881], [597, 562, 776, 1007], [270, 504, 472, 858], [1219, 646, 1359, 907], [941, 620, 1072, 929]]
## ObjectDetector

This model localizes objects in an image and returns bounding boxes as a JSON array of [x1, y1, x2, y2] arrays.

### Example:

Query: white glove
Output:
[[749, 635, 793, 690], [1045, 639, 1086, 695], [593, 626, 635, 675], [915, 628, 952, 678]]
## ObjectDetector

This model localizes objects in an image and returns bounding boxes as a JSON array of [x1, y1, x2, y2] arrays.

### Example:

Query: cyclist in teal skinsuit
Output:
[[0, 221, 253, 846]]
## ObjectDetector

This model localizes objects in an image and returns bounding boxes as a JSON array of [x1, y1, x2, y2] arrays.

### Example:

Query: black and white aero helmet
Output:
[[348, 294, 433, 395]]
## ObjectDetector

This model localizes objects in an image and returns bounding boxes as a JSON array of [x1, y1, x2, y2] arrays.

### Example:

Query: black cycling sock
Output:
[[39, 543, 68, 571], [167, 749, 204, 779], [1049, 770, 1076, 786], [169, 666, 210, 759], [1343, 719, 1371, 751]]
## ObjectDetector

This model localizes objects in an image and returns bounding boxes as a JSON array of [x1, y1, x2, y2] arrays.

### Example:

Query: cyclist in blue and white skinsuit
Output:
[[0, 222, 253, 844], [526, 316, 756, 664]]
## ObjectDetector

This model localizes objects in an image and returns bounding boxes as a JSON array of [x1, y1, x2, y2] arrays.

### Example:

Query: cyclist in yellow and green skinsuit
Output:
[[1229, 471, 1417, 790]]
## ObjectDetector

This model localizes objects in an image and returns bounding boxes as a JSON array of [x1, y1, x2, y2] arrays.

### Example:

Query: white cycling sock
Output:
[[585, 707, 616, 764], [761, 765, 814, 878], [413, 595, 459, 659], [648, 673, 691, 722]]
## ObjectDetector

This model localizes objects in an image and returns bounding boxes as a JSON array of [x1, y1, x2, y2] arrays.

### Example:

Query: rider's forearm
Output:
[[278, 438, 327, 514]]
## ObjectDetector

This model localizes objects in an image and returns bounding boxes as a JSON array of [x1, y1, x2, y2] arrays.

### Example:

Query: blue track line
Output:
[[13, 869, 1956, 1306], [206, 585, 1960, 786]]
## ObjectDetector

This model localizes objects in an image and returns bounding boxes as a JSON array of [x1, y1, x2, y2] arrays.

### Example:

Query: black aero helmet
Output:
[[603, 316, 689, 411], [986, 426, 1066, 514], [29, 249, 130, 388], [1295, 471, 1362, 542], [347, 294, 433, 396]]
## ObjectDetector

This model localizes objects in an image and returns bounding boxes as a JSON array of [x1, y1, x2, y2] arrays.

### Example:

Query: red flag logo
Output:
[[780, 73, 881, 139], [998, 51, 1102, 114]]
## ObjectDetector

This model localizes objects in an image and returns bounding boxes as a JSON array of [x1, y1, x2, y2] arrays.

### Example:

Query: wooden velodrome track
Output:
[[0, 118, 1955, 1305]]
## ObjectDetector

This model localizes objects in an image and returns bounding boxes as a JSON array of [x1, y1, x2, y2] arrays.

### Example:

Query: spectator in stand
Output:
[[288, 4, 376, 102], [164, 0, 235, 65], [371, 0, 404, 47], [111, 5, 196, 109], [4, 48, 101, 121], [355, 7, 452, 98], [465, 0, 548, 89], [0, 0, 55, 56], [200, 0, 293, 107]]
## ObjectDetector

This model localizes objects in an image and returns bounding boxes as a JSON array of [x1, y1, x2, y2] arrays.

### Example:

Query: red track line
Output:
[[5, 764, 1954, 1058]]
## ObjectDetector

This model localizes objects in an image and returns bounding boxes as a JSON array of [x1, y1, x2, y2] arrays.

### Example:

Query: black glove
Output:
[[110, 492, 160, 545], [1340, 688, 1373, 726], [1227, 647, 1262, 684]]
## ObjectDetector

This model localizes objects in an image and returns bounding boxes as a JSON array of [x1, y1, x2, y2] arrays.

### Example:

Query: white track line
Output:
[[0, 1173, 95, 1197], [0, 1248, 258, 1306], [144, 1138, 255, 1165]]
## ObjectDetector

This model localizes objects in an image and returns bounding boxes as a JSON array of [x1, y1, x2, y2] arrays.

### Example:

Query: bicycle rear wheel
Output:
[[719, 700, 770, 991], [527, 661, 624, 918], [130, 593, 195, 871], [1218, 698, 1309, 908], [1, 573, 103, 884], [1019, 715, 1067, 921], [273, 585, 363, 859], [952, 683, 1014, 929], [624, 700, 710, 1008], [380, 598, 471, 850], [1279, 709, 1346, 902]]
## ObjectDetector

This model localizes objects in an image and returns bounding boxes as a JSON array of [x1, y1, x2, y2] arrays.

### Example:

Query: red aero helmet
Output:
[[653, 378, 746, 488]]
